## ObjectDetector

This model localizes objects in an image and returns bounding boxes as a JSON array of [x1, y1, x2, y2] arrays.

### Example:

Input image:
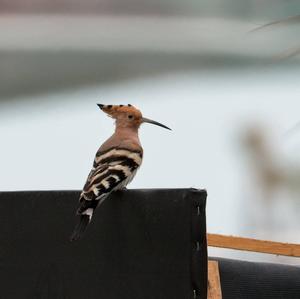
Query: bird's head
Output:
[[97, 104, 171, 131]]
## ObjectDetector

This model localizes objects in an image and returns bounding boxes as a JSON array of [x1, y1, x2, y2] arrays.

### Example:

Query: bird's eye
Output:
[[128, 115, 133, 119]]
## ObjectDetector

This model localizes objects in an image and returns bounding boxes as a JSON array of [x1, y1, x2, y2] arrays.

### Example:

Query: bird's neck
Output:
[[115, 125, 138, 135], [114, 126, 141, 144]]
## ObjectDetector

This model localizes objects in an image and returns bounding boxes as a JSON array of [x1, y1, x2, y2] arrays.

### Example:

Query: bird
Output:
[[70, 104, 171, 241]]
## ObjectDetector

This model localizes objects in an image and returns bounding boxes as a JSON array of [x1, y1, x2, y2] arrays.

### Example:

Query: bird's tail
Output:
[[70, 214, 91, 242], [70, 198, 99, 241]]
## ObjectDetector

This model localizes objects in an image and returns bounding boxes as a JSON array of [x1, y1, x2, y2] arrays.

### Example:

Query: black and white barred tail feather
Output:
[[70, 147, 143, 241], [69, 199, 98, 241], [70, 215, 90, 242]]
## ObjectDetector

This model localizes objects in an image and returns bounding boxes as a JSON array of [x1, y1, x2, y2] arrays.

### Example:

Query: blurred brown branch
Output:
[[274, 46, 300, 60], [249, 15, 300, 60], [250, 15, 300, 33]]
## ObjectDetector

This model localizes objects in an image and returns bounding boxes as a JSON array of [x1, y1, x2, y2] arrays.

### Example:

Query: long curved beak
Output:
[[142, 117, 171, 130]]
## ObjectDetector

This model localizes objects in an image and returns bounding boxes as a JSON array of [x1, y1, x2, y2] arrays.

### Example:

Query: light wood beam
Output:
[[208, 233, 300, 258]]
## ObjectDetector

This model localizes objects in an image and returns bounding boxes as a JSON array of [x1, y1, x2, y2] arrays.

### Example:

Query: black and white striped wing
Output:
[[77, 148, 143, 215], [70, 147, 142, 241]]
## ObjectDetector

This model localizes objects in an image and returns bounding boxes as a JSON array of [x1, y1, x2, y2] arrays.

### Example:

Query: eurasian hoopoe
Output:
[[70, 104, 171, 241]]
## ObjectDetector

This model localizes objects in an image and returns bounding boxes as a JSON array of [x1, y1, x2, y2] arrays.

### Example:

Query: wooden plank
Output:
[[207, 233, 300, 257], [208, 261, 222, 299]]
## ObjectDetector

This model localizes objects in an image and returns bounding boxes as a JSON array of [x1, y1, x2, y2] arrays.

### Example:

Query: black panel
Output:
[[0, 189, 207, 299], [213, 257, 300, 299]]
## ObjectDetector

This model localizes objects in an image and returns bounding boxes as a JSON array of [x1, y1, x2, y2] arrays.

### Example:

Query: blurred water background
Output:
[[1, 0, 300, 264]]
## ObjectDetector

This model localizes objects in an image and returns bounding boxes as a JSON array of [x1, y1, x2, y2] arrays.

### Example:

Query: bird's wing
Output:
[[70, 147, 142, 241], [78, 147, 143, 211]]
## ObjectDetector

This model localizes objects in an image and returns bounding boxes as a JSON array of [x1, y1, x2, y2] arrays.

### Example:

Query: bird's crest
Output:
[[98, 104, 142, 120], [97, 103, 171, 130]]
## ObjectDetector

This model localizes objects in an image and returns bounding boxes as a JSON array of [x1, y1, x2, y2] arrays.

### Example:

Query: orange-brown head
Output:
[[97, 104, 171, 131]]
